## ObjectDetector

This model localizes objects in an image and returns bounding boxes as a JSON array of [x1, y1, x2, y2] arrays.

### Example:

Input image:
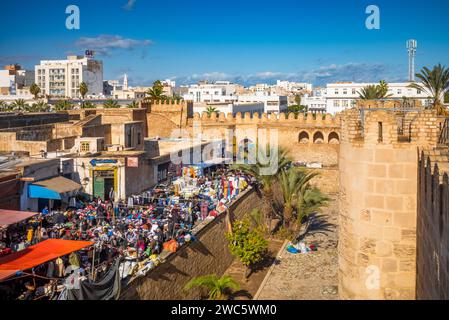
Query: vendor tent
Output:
[[0, 210, 39, 228], [28, 176, 82, 200], [0, 239, 94, 282]]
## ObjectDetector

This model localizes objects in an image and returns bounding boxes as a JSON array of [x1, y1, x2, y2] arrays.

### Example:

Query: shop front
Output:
[[28, 176, 82, 211], [92, 168, 118, 201], [89, 159, 119, 202]]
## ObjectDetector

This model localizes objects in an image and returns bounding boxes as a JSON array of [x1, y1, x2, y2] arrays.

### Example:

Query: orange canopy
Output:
[[0, 239, 94, 281]]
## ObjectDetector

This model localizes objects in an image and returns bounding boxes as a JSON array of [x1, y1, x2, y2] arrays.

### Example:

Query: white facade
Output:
[[193, 102, 265, 116], [183, 81, 238, 103], [238, 94, 288, 113], [325, 82, 432, 114], [301, 95, 327, 113], [182, 81, 287, 114], [35, 55, 104, 98], [276, 80, 313, 92], [161, 79, 176, 88]]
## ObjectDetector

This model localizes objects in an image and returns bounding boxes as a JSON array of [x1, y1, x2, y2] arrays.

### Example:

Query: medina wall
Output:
[[119, 187, 262, 300], [188, 112, 342, 167], [0, 112, 69, 129], [145, 100, 192, 138], [416, 151, 449, 299]]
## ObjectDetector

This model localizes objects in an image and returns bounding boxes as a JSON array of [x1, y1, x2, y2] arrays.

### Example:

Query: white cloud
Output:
[[74, 35, 153, 56], [170, 63, 405, 86], [123, 0, 136, 11]]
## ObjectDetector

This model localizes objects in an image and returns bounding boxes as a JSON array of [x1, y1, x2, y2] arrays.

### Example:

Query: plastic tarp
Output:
[[28, 176, 82, 200], [0, 210, 39, 228], [0, 239, 94, 282], [61, 259, 122, 300]]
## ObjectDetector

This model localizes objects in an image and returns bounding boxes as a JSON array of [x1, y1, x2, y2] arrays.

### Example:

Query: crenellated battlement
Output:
[[357, 99, 424, 110], [339, 107, 446, 146], [192, 111, 341, 127], [141, 99, 189, 113]]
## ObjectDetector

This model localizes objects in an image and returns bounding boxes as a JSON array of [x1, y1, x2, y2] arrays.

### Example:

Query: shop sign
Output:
[[90, 159, 118, 167], [127, 157, 139, 168]]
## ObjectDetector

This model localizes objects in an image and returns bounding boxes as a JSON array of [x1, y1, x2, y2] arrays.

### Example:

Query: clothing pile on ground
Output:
[[286, 242, 318, 254], [0, 167, 251, 300]]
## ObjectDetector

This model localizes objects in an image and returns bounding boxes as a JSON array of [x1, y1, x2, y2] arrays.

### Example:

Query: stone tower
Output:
[[338, 103, 445, 299]]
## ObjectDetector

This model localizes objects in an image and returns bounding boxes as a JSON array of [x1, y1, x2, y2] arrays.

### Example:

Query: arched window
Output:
[[328, 132, 340, 144], [313, 131, 325, 144], [298, 131, 310, 144]]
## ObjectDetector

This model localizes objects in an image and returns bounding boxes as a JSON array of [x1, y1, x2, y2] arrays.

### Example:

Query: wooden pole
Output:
[[91, 247, 96, 281]]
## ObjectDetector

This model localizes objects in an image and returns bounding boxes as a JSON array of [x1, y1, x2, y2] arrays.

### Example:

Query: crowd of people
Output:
[[0, 166, 252, 300]]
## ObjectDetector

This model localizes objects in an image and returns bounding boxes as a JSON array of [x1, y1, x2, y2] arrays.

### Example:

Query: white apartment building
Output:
[[238, 93, 288, 114], [301, 95, 327, 113], [193, 101, 265, 116], [35, 55, 104, 98], [161, 79, 176, 88], [183, 81, 239, 103], [324, 82, 433, 114], [276, 80, 313, 92], [249, 83, 270, 93]]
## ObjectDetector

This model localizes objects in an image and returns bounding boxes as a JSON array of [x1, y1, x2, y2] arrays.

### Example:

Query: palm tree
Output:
[[32, 101, 49, 112], [358, 81, 392, 100], [127, 101, 139, 108], [103, 99, 121, 109], [0, 100, 7, 112], [295, 186, 328, 238], [232, 147, 291, 233], [79, 82, 88, 100], [278, 168, 328, 238], [358, 85, 379, 100], [205, 106, 218, 117], [29, 84, 41, 100], [11, 99, 28, 112], [25, 103, 37, 113], [278, 168, 318, 229], [184, 275, 239, 300], [53, 100, 73, 111], [409, 64, 449, 115], [146, 80, 167, 101], [81, 101, 96, 109], [377, 80, 390, 98]]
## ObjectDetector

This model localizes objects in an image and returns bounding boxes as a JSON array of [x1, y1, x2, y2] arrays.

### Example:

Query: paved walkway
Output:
[[256, 197, 339, 300]]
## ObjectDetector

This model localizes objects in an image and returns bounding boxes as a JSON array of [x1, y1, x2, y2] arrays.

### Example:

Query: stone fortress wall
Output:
[[416, 148, 449, 299]]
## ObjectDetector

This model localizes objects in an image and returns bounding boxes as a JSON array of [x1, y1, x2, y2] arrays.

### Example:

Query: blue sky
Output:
[[0, 0, 448, 86]]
